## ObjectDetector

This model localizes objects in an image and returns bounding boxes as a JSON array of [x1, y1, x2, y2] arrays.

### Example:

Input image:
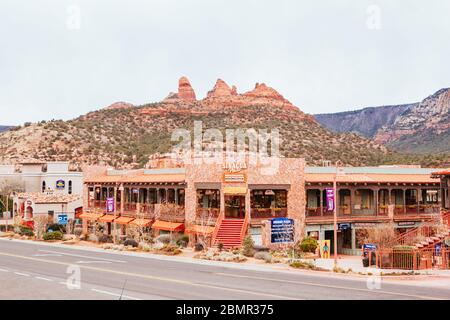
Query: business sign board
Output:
[[363, 243, 377, 252], [325, 188, 334, 211], [106, 197, 115, 213], [56, 179, 65, 190], [271, 218, 294, 244], [338, 223, 351, 231], [58, 214, 68, 225]]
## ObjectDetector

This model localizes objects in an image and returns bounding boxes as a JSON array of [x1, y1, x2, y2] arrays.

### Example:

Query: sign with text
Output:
[[58, 214, 68, 225], [271, 218, 294, 244], [338, 223, 351, 230], [56, 179, 65, 190], [325, 188, 334, 211], [223, 173, 246, 183], [106, 197, 115, 213]]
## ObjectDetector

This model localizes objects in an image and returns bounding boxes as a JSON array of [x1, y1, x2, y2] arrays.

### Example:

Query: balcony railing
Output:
[[306, 204, 439, 218], [250, 208, 287, 219]]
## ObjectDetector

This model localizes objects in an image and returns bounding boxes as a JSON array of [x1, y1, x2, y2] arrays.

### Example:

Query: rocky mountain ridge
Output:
[[0, 77, 390, 169], [315, 87, 450, 154]]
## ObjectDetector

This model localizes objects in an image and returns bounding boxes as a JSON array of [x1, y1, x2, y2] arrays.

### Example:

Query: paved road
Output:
[[0, 239, 449, 300]]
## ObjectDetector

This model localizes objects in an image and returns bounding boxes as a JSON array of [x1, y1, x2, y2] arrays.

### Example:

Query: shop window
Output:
[[250, 190, 287, 209], [197, 189, 220, 208]]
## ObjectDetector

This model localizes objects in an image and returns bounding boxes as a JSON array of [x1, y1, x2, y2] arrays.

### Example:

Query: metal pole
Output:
[[333, 175, 338, 267], [5, 194, 9, 232]]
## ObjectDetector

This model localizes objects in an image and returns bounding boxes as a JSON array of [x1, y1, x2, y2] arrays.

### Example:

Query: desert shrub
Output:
[[156, 244, 182, 255], [47, 223, 66, 233], [242, 235, 255, 257], [43, 231, 63, 241], [254, 251, 273, 263], [176, 234, 189, 248], [98, 234, 113, 243], [217, 243, 224, 251], [155, 234, 171, 244], [18, 226, 34, 237], [290, 260, 315, 270], [195, 243, 205, 252], [123, 239, 139, 247], [73, 227, 83, 237], [299, 237, 318, 253]]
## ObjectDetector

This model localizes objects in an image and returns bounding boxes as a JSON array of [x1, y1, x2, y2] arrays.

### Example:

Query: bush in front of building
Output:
[[43, 231, 63, 241], [46, 223, 66, 233], [242, 235, 255, 257], [254, 251, 273, 263], [73, 227, 83, 237], [18, 225, 34, 237], [123, 239, 139, 248], [98, 234, 113, 244], [176, 234, 189, 248], [155, 234, 172, 244], [299, 237, 318, 253]]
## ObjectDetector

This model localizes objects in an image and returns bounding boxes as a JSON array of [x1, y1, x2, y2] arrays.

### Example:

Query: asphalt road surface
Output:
[[0, 239, 449, 300]]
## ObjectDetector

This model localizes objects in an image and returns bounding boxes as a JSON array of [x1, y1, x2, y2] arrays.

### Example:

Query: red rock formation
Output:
[[207, 79, 233, 98], [244, 83, 289, 103], [103, 102, 134, 110], [178, 76, 196, 101]]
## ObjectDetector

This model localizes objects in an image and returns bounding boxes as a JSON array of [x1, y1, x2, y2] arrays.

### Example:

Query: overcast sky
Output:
[[1, 0, 450, 125]]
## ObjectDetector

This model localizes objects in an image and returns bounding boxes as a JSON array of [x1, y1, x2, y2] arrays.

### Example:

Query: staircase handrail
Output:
[[239, 213, 250, 243], [211, 209, 225, 245]]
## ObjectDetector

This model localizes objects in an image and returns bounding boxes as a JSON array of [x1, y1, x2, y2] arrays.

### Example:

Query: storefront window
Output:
[[197, 189, 220, 208], [250, 190, 287, 209]]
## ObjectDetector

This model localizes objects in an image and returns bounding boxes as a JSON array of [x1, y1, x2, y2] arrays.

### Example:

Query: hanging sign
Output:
[[326, 188, 334, 211], [106, 197, 115, 213]]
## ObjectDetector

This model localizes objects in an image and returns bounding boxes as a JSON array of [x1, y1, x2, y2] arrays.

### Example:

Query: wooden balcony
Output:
[[250, 208, 287, 219]]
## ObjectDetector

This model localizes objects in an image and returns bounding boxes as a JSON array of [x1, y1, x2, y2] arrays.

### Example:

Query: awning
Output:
[[79, 213, 104, 221], [152, 220, 184, 232], [223, 186, 247, 195], [98, 214, 116, 223], [130, 218, 153, 227], [114, 216, 135, 225], [185, 225, 215, 234]]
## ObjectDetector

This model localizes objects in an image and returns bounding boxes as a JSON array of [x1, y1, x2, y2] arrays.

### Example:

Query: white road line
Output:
[[33, 254, 62, 257], [38, 250, 126, 263], [91, 288, 142, 300], [14, 272, 30, 277], [35, 276, 53, 282], [0, 268, 9, 272], [75, 260, 112, 264]]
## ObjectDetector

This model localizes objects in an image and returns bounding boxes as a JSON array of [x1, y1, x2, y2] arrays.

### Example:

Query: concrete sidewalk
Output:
[[309, 255, 450, 276]]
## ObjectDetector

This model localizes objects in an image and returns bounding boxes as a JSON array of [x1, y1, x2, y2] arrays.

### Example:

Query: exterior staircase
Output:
[[214, 219, 245, 249], [396, 212, 450, 249]]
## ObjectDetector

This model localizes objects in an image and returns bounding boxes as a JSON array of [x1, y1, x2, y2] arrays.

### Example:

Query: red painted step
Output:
[[214, 219, 246, 249]]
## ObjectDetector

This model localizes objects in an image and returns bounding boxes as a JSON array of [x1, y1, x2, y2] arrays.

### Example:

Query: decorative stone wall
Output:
[[185, 157, 306, 240]]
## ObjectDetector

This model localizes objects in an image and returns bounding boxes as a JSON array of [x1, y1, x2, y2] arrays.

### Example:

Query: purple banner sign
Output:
[[106, 197, 115, 213], [325, 188, 334, 211]]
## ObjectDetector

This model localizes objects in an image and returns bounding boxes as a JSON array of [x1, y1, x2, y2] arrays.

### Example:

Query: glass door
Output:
[[225, 195, 245, 219]]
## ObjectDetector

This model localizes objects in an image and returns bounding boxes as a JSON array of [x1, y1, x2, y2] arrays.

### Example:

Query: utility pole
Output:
[[333, 160, 343, 268]]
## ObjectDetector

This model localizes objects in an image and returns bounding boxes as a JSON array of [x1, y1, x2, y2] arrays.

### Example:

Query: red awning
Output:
[[114, 216, 135, 225], [98, 215, 116, 223], [152, 220, 184, 232]]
